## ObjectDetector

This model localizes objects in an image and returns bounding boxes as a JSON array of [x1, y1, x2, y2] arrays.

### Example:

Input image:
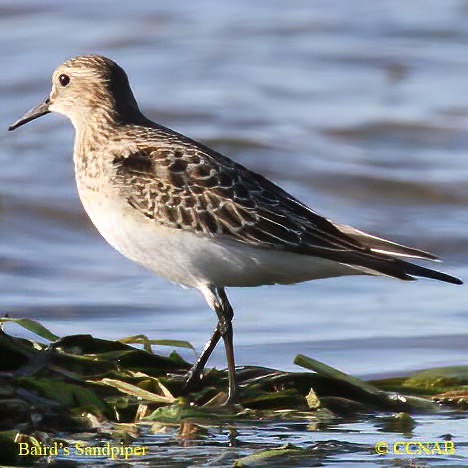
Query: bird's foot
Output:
[[182, 367, 203, 393], [223, 384, 242, 408]]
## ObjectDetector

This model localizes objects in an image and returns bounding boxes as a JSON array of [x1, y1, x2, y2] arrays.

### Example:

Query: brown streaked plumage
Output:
[[8, 55, 463, 405]]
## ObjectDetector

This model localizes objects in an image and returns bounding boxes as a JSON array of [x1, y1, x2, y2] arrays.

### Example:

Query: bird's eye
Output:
[[59, 74, 70, 87]]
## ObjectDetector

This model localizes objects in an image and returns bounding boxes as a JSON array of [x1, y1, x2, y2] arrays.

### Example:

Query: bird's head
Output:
[[9, 55, 143, 132]]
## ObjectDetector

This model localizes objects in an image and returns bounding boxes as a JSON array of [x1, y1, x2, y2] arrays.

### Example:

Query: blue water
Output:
[[1, 1, 468, 465]]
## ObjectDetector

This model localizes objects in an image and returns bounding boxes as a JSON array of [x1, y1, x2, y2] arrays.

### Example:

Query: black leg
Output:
[[184, 288, 237, 389], [214, 288, 240, 404], [184, 326, 221, 390], [192, 286, 240, 404]]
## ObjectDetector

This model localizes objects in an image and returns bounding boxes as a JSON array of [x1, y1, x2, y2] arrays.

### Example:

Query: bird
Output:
[[9, 55, 462, 405]]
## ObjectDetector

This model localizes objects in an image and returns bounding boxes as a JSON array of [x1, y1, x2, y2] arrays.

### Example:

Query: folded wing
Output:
[[111, 129, 463, 286]]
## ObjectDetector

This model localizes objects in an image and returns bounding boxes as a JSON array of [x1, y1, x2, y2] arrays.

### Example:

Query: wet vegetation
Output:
[[0, 318, 467, 466]]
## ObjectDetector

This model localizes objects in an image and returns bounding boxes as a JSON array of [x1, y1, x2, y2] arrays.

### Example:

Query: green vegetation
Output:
[[0, 318, 466, 466]]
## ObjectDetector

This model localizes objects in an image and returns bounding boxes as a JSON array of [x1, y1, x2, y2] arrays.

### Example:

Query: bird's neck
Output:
[[71, 102, 153, 190], [71, 105, 148, 156]]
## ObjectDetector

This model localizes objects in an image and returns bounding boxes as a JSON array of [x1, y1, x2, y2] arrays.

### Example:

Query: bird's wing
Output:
[[111, 143, 361, 251], [330, 222, 438, 261], [110, 136, 461, 285]]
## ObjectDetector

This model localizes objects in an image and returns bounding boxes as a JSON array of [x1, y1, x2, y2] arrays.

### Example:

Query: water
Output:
[[1, 0, 468, 465]]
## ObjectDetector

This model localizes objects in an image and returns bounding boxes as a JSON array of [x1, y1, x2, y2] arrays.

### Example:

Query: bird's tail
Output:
[[337, 252, 462, 285], [390, 258, 462, 285]]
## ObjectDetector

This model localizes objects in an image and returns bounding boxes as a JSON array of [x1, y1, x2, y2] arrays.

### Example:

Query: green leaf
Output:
[[119, 334, 195, 353], [234, 444, 306, 467], [294, 354, 384, 395], [404, 366, 468, 391], [294, 354, 413, 411], [0, 318, 58, 341], [0, 431, 42, 465], [17, 377, 108, 413], [91, 378, 175, 403], [145, 404, 243, 423]]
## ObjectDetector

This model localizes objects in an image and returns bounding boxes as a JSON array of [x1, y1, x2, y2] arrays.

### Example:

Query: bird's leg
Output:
[[184, 326, 221, 390], [184, 289, 236, 388], [193, 286, 240, 405], [215, 288, 240, 405]]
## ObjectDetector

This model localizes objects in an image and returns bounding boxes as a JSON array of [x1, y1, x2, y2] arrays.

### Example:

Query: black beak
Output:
[[9, 98, 51, 131]]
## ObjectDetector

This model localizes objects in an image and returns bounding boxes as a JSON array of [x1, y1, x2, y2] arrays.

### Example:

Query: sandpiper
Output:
[[9, 55, 462, 404]]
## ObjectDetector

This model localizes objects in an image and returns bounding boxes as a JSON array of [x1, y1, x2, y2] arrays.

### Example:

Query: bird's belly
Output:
[[79, 192, 362, 289], [79, 193, 202, 287]]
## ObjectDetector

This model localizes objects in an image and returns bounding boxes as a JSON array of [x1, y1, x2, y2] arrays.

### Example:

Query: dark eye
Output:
[[59, 74, 70, 87]]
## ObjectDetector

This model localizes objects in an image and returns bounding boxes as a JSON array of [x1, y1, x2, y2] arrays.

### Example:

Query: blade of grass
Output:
[[294, 354, 383, 395], [0, 318, 58, 341], [123, 370, 175, 400], [118, 335, 195, 354], [91, 378, 175, 404], [294, 354, 408, 410], [234, 444, 306, 467]]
